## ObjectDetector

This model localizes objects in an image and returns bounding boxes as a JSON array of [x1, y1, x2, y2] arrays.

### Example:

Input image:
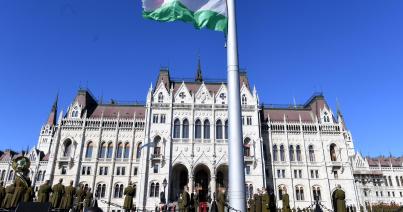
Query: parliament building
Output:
[[0, 64, 402, 211]]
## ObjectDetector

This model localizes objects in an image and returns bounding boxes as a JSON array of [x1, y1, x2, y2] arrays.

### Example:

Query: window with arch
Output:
[[241, 94, 247, 105], [330, 144, 337, 161], [245, 184, 253, 199], [8, 170, 14, 181], [278, 185, 286, 200], [158, 92, 164, 103], [323, 112, 330, 123], [244, 138, 251, 157], [312, 186, 321, 201], [63, 139, 72, 157], [114, 184, 124, 198], [296, 145, 302, 161], [272, 145, 278, 161], [182, 119, 189, 138], [106, 142, 113, 158], [136, 142, 142, 159], [224, 120, 228, 139], [195, 119, 202, 139], [116, 142, 123, 159], [400, 176, 403, 186], [295, 186, 304, 201], [42, 171, 46, 181], [203, 120, 210, 139], [173, 119, 180, 138], [149, 182, 160, 197], [289, 145, 295, 161], [99, 142, 107, 158], [1, 170, 6, 181], [280, 145, 285, 161], [153, 137, 161, 156], [216, 120, 223, 139], [85, 142, 93, 158], [124, 142, 130, 159], [97, 183, 107, 198], [36, 171, 43, 181], [308, 145, 315, 162], [388, 176, 393, 186]]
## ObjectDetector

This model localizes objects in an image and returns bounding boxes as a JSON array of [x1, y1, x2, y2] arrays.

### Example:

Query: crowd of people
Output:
[[0, 179, 95, 211]]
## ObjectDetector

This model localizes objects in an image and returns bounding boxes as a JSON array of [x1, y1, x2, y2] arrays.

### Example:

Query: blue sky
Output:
[[0, 0, 402, 156]]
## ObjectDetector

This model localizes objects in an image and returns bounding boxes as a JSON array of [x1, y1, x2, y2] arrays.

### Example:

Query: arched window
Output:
[[101, 184, 106, 198], [313, 186, 321, 201], [116, 142, 123, 159], [85, 142, 93, 158], [309, 145, 315, 162], [216, 120, 223, 139], [280, 145, 285, 161], [158, 92, 163, 103], [278, 185, 286, 200], [119, 184, 124, 198], [330, 144, 337, 161], [107, 142, 113, 158], [124, 142, 130, 159], [203, 120, 210, 139], [1, 170, 5, 181], [396, 176, 400, 187], [182, 119, 189, 138], [155, 183, 160, 197], [150, 183, 155, 197], [114, 184, 119, 198], [99, 142, 106, 158], [296, 145, 302, 161], [400, 176, 403, 186], [195, 119, 202, 139], [96, 184, 102, 198], [136, 142, 142, 159], [153, 137, 161, 156], [388, 176, 393, 186], [42, 171, 46, 181], [241, 94, 247, 105], [37, 171, 42, 181], [244, 138, 251, 157], [224, 120, 228, 139], [273, 145, 278, 161], [173, 119, 180, 138], [8, 170, 14, 181], [63, 139, 72, 157], [295, 186, 304, 201], [289, 145, 295, 161]]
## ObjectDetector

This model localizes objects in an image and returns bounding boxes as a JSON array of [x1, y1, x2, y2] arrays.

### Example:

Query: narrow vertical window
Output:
[[195, 119, 202, 139], [216, 120, 223, 139]]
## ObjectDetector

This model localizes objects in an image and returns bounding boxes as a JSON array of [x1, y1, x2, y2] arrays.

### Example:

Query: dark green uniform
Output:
[[10, 177, 28, 208], [2, 184, 15, 209], [84, 190, 93, 208], [60, 185, 75, 209], [254, 194, 262, 212], [217, 191, 225, 212], [0, 184, 5, 207], [76, 187, 86, 210], [123, 185, 136, 211], [335, 189, 346, 212], [50, 182, 65, 208], [182, 191, 190, 212], [194, 193, 199, 212], [262, 193, 270, 212], [37, 183, 52, 203], [23, 187, 34, 202], [248, 197, 255, 212], [178, 194, 185, 212], [282, 194, 291, 212]]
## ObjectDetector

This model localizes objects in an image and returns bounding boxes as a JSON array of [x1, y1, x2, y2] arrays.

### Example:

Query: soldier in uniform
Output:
[[84, 188, 93, 208], [335, 185, 346, 212], [254, 192, 262, 212], [0, 182, 5, 207], [50, 178, 65, 208], [23, 186, 35, 202], [282, 190, 291, 212], [262, 188, 270, 212], [193, 191, 199, 212], [60, 180, 75, 210], [217, 186, 225, 212], [247, 196, 255, 212], [123, 181, 136, 212], [1, 182, 14, 209], [37, 180, 52, 203], [76, 184, 86, 211], [178, 193, 185, 212], [10, 175, 29, 208], [182, 186, 190, 212]]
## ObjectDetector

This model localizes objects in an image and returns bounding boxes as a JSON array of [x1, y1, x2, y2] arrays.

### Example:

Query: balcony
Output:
[[151, 154, 163, 161], [244, 156, 254, 163]]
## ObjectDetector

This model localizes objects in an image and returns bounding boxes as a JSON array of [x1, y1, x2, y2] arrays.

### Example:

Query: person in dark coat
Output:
[[37, 180, 52, 203], [217, 187, 225, 212], [76, 184, 86, 211], [178, 193, 185, 212], [60, 180, 75, 210], [262, 189, 270, 212], [50, 178, 65, 208], [0, 182, 5, 207], [182, 186, 190, 212], [84, 188, 93, 208], [23, 186, 35, 202], [10, 176, 29, 208], [123, 182, 136, 212], [335, 185, 346, 212], [1, 182, 14, 209], [254, 192, 262, 212]]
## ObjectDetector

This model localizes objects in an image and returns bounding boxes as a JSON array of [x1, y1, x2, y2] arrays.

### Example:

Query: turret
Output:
[[195, 57, 203, 83], [47, 94, 58, 126]]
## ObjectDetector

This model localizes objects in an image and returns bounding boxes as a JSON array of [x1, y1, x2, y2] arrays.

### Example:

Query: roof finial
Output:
[[195, 54, 203, 82], [52, 93, 59, 112]]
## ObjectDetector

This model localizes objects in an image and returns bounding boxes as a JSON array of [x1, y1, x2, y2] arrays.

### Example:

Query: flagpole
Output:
[[226, 0, 246, 211]]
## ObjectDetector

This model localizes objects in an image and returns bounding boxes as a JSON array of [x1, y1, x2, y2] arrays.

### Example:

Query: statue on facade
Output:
[[50, 178, 65, 208], [10, 156, 31, 208], [37, 180, 52, 203], [60, 180, 75, 210], [0, 182, 5, 207], [76, 184, 86, 211], [335, 185, 346, 212], [282, 190, 291, 212], [123, 181, 136, 212], [1, 182, 15, 209], [84, 188, 93, 208]]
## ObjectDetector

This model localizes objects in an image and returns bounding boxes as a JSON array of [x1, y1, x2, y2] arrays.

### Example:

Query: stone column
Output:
[[211, 174, 216, 197]]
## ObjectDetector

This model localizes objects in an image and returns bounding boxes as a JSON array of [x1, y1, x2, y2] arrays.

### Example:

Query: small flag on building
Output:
[[142, 0, 228, 32]]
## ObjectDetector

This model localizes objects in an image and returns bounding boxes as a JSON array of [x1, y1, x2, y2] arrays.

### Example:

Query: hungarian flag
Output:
[[142, 0, 228, 32]]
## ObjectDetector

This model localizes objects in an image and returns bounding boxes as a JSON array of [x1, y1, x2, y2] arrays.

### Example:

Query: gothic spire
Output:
[[47, 94, 58, 126], [195, 56, 203, 82]]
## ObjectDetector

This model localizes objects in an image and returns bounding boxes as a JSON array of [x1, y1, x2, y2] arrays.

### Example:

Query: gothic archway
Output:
[[170, 164, 189, 201], [194, 164, 211, 202], [216, 164, 228, 192]]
